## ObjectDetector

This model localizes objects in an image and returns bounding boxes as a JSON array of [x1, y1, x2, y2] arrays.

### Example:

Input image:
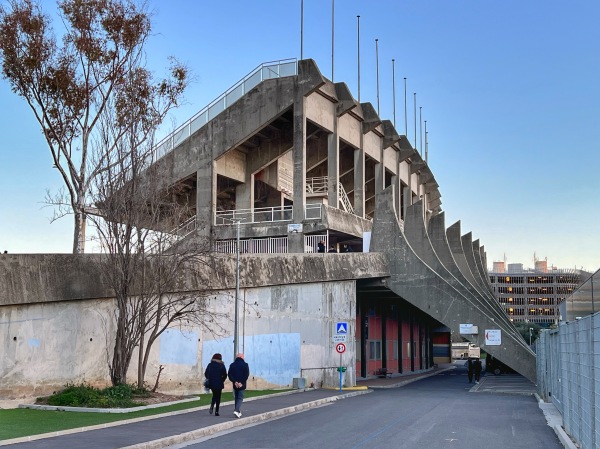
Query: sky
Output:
[[0, 0, 598, 272]]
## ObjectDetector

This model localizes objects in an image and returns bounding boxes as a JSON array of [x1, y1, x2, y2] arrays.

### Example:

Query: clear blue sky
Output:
[[1, 0, 598, 271]]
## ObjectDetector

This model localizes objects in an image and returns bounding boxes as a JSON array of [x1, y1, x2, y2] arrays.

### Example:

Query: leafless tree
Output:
[[89, 77, 229, 386], [0, 0, 185, 253]]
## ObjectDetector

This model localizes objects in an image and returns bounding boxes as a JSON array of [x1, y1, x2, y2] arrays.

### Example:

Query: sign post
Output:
[[334, 322, 348, 392], [335, 343, 346, 391]]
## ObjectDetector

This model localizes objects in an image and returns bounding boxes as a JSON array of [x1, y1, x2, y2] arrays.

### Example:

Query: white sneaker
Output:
[[234, 411, 241, 418]]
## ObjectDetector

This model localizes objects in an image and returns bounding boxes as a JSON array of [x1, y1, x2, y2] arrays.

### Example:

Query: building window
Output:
[[369, 341, 381, 360]]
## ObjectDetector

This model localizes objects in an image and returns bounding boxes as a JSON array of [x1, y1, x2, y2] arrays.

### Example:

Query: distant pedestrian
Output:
[[228, 352, 250, 418], [342, 244, 353, 252], [328, 246, 337, 253], [317, 240, 326, 253], [204, 353, 227, 416], [473, 358, 482, 384], [467, 357, 474, 383]]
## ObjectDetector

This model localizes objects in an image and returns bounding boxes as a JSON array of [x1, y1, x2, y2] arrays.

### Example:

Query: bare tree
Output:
[[89, 83, 229, 387], [0, 0, 184, 253]]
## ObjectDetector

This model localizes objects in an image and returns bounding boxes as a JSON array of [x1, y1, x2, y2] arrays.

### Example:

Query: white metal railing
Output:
[[213, 236, 288, 254], [338, 182, 354, 214], [305, 203, 322, 220], [145, 215, 197, 254], [306, 176, 328, 194], [213, 235, 331, 254], [216, 205, 293, 225], [153, 59, 297, 161], [304, 234, 328, 253]]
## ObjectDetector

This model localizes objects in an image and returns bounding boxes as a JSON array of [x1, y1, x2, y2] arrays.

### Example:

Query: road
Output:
[[169, 367, 561, 449]]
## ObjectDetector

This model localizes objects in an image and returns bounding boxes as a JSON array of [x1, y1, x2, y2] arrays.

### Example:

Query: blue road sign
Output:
[[336, 322, 348, 334]]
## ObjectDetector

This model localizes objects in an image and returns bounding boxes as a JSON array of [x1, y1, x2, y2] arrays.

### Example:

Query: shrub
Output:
[[42, 383, 144, 408]]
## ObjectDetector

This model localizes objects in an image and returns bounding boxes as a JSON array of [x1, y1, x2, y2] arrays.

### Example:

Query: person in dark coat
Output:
[[317, 240, 326, 253], [204, 353, 227, 416], [473, 358, 483, 384], [228, 352, 250, 418], [467, 357, 474, 383]]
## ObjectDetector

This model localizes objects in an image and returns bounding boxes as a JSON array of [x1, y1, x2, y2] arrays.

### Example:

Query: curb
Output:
[[534, 394, 578, 449], [365, 367, 455, 389], [0, 389, 366, 447], [120, 389, 371, 449], [18, 397, 200, 414]]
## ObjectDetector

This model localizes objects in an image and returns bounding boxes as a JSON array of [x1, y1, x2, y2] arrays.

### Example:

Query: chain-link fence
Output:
[[537, 313, 600, 449]]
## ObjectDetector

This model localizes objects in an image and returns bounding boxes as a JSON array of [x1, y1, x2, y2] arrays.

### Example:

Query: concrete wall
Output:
[[0, 280, 357, 401], [0, 253, 386, 401]]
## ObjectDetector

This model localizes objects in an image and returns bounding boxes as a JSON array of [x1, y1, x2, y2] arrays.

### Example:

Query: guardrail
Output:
[[154, 59, 297, 161]]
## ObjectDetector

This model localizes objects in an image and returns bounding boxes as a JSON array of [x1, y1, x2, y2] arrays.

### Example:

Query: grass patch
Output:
[[0, 390, 286, 441]]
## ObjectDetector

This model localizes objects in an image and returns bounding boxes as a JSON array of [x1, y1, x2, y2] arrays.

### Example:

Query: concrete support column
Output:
[[196, 158, 216, 246], [397, 305, 403, 374], [354, 142, 365, 218], [375, 143, 385, 196], [381, 306, 388, 370], [290, 89, 307, 253], [235, 172, 254, 211], [391, 174, 399, 220], [327, 128, 339, 209], [402, 184, 411, 220]]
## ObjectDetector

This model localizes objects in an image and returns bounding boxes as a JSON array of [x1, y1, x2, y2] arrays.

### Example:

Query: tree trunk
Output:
[[72, 208, 86, 254]]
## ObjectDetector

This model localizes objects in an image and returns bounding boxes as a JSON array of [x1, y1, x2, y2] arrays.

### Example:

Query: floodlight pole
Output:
[[234, 218, 241, 357]]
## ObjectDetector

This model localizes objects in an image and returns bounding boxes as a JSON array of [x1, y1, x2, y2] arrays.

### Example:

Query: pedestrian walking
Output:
[[204, 353, 227, 416], [473, 358, 482, 384], [467, 357, 474, 383], [228, 352, 250, 418]]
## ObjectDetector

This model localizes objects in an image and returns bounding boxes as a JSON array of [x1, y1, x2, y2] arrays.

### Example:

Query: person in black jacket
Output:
[[467, 357, 474, 383], [204, 353, 227, 416], [228, 353, 250, 418], [473, 358, 483, 384]]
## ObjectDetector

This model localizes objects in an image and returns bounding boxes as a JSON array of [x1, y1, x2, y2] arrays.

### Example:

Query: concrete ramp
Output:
[[371, 186, 536, 381]]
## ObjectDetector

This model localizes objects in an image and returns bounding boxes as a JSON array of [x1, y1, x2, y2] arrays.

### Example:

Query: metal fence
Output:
[[537, 313, 600, 449]]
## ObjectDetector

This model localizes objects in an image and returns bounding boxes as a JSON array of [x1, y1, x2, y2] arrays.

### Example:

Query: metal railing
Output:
[[216, 205, 293, 225], [145, 215, 197, 254], [305, 234, 328, 253], [153, 59, 297, 161], [306, 176, 328, 194], [213, 236, 288, 254], [213, 234, 330, 255], [338, 182, 354, 214]]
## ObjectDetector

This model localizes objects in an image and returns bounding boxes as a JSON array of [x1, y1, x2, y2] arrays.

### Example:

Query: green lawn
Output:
[[0, 390, 283, 441]]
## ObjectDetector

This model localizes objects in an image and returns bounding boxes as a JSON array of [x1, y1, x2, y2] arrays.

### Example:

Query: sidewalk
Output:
[[356, 363, 456, 389], [1, 388, 367, 449], [1, 366, 448, 449]]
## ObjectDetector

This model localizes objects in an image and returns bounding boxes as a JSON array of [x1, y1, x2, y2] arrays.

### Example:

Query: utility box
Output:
[[292, 377, 306, 389]]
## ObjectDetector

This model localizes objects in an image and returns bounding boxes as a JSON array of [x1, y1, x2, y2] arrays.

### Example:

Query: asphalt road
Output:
[[171, 367, 561, 449]]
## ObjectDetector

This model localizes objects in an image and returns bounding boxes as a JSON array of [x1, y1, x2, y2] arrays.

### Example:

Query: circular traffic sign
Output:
[[336, 343, 346, 354]]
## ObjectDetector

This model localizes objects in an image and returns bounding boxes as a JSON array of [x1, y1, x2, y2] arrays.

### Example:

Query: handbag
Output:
[[203, 378, 210, 389]]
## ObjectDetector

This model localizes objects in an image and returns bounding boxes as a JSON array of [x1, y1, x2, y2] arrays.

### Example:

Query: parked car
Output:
[[485, 354, 515, 375]]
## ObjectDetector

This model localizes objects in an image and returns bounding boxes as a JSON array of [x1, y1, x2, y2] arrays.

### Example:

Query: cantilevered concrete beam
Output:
[[418, 168, 434, 185], [462, 233, 494, 301], [410, 161, 426, 174], [334, 82, 358, 117], [361, 103, 382, 134], [424, 182, 439, 194], [405, 202, 527, 351], [429, 214, 528, 349], [372, 187, 536, 381], [382, 120, 401, 148]]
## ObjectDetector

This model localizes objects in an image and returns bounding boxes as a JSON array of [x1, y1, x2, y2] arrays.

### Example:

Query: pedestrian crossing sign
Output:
[[336, 322, 348, 334]]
